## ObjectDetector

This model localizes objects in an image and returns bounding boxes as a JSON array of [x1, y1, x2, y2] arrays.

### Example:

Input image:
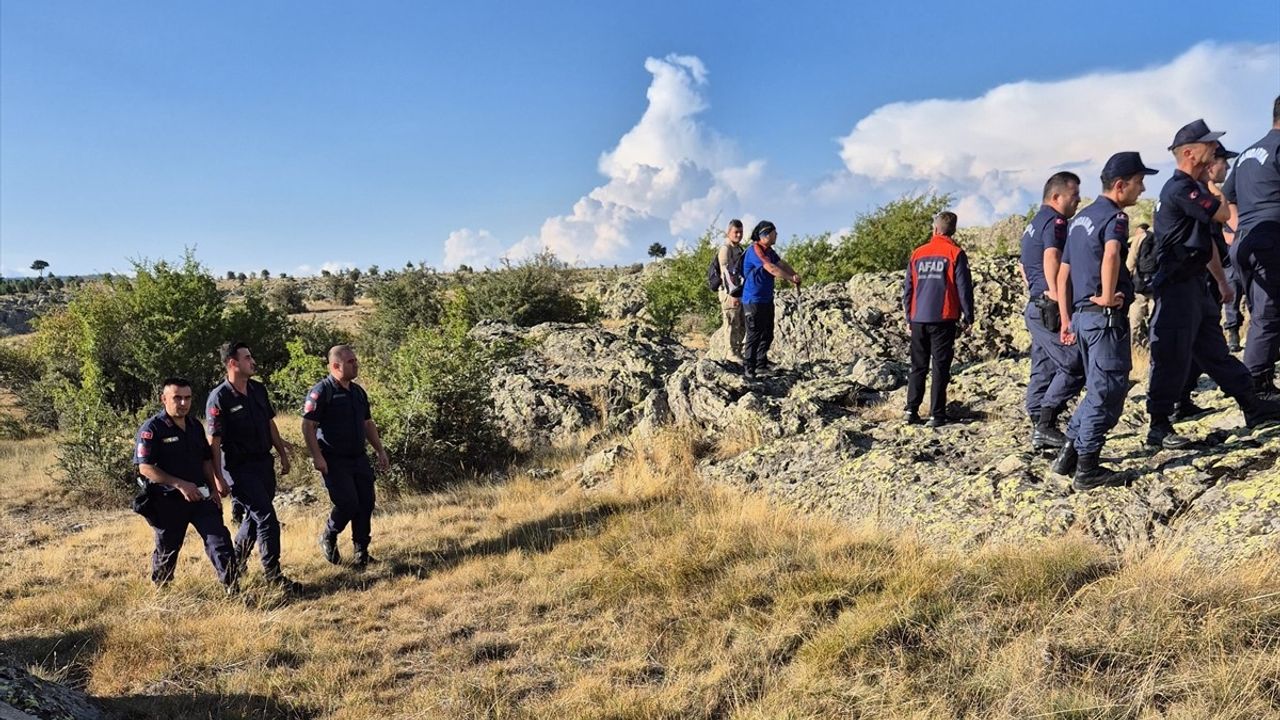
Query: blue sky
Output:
[[2, 2, 1278, 277]]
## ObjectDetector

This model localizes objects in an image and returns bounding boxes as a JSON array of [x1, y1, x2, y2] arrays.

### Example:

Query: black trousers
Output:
[[742, 302, 776, 371], [322, 454, 376, 549], [228, 460, 282, 577], [147, 491, 236, 586], [906, 321, 958, 418]]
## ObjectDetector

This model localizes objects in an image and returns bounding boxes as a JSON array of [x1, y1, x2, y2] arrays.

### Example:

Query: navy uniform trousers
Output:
[[322, 453, 376, 549], [1024, 302, 1085, 417], [147, 492, 236, 586], [1224, 263, 1247, 330], [906, 321, 958, 418], [1064, 309, 1131, 455], [1148, 275, 1253, 421], [1238, 222, 1280, 385], [228, 459, 282, 575]]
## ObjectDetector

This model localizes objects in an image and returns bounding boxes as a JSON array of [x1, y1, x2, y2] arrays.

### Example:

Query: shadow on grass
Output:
[[104, 692, 317, 720], [296, 496, 659, 599], [0, 626, 106, 690]]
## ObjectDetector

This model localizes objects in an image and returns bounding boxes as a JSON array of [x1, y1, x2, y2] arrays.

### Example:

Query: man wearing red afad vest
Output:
[[902, 211, 975, 427]]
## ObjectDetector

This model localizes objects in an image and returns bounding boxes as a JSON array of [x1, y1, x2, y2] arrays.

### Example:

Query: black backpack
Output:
[[1134, 231, 1158, 296], [707, 248, 745, 296]]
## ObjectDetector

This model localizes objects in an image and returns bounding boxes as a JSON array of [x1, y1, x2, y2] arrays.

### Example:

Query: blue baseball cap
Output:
[[1102, 151, 1159, 179], [1168, 119, 1225, 150]]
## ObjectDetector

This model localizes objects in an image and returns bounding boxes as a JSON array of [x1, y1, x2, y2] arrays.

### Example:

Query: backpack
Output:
[[707, 248, 746, 296], [1133, 231, 1158, 296]]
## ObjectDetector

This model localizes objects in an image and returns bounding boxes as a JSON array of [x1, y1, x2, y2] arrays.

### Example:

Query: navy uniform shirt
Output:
[[1019, 204, 1070, 297], [134, 410, 212, 490], [206, 378, 276, 469], [1063, 196, 1132, 310], [302, 375, 371, 458], [1154, 169, 1221, 277], [1223, 128, 1280, 237]]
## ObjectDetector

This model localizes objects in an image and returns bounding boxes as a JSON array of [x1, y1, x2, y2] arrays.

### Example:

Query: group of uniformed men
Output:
[[133, 344, 387, 595], [1017, 98, 1280, 492]]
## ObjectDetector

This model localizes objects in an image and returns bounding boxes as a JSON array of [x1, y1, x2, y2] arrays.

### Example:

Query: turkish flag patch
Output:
[[304, 400, 316, 413], [310, 391, 320, 400], [140, 430, 152, 440], [209, 406, 219, 416], [1201, 199, 1213, 209]]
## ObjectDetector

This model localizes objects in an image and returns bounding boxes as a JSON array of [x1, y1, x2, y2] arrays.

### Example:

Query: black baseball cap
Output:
[[1215, 144, 1239, 159], [1168, 119, 1224, 150], [1102, 151, 1159, 179]]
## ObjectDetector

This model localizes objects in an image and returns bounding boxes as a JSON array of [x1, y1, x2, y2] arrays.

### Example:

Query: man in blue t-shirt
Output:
[[1225, 96, 1280, 397], [1018, 171, 1084, 449], [303, 344, 390, 568], [1051, 152, 1154, 491], [740, 220, 800, 378]]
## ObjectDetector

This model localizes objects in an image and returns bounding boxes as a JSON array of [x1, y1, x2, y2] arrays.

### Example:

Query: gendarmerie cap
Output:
[[1168, 119, 1225, 150], [1215, 144, 1239, 159], [1102, 151, 1159, 179]]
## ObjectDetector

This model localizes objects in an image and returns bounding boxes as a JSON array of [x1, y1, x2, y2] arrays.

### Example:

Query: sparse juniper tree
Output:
[[367, 265, 379, 277], [236, 272, 248, 282], [30, 260, 49, 277], [226, 270, 236, 280], [261, 269, 270, 279], [647, 243, 668, 259]]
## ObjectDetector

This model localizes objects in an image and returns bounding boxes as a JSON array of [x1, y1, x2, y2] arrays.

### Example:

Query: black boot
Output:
[[1072, 451, 1126, 491], [1146, 420, 1191, 449], [1031, 406, 1067, 450], [1240, 392, 1280, 428], [1172, 398, 1212, 422], [1051, 440, 1078, 476], [1251, 375, 1280, 403], [353, 545, 376, 568], [1227, 326, 1242, 353], [318, 531, 340, 565]]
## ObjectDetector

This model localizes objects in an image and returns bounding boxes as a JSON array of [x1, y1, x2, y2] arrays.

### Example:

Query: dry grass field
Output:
[[2, 423, 1279, 719]]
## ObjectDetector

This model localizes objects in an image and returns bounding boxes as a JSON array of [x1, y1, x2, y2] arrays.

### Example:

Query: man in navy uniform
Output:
[[1146, 119, 1280, 449], [1019, 171, 1084, 450], [303, 345, 390, 568], [1226, 97, 1280, 398], [135, 376, 238, 592], [902, 211, 975, 427], [1051, 152, 1154, 490], [207, 341, 297, 590]]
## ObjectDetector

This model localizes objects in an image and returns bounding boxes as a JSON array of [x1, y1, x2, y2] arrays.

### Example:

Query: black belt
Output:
[[1074, 304, 1119, 314]]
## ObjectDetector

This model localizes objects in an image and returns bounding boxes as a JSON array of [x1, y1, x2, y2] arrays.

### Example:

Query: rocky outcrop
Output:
[[473, 321, 692, 452], [1, 657, 109, 720], [485, 258, 1280, 563]]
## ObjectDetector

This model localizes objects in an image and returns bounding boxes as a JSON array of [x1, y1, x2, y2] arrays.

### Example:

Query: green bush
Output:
[[362, 265, 444, 360], [266, 279, 307, 314], [53, 386, 140, 499], [369, 324, 513, 491], [641, 231, 718, 337], [783, 192, 953, 283], [266, 320, 353, 412], [0, 343, 58, 432], [460, 251, 592, 328]]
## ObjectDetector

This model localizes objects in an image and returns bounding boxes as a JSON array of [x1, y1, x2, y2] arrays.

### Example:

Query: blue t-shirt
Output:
[[742, 242, 780, 305], [1063, 196, 1132, 310], [1019, 204, 1070, 298], [1223, 128, 1280, 237]]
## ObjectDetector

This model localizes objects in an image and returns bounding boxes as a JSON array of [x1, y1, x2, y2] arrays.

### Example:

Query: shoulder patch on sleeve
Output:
[[140, 430, 152, 440]]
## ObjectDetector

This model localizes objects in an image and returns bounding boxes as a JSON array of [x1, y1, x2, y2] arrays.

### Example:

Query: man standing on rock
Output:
[[1225, 97, 1280, 399], [1145, 120, 1280, 450], [134, 376, 239, 593], [1019, 171, 1084, 450], [741, 220, 801, 379], [207, 341, 298, 591], [303, 345, 390, 568], [717, 219, 747, 364], [903, 211, 974, 428], [1052, 152, 1154, 490]]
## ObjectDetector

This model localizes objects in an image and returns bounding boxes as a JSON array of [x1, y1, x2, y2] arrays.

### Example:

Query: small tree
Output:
[[226, 270, 237, 281], [31, 260, 49, 277], [260, 269, 270, 279], [647, 243, 668, 259], [236, 272, 248, 282]]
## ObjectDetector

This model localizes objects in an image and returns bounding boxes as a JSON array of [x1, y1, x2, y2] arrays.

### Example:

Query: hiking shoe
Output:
[[904, 410, 924, 425], [1051, 441, 1078, 476], [1172, 401, 1212, 422], [1146, 423, 1191, 449], [318, 532, 340, 565], [352, 547, 376, 568], [1227, 327, 1242, 353], [927, 415, 948, 428], [265, 573, 303, 594], [1071, 452, 1127, 492], [1243, 395, 1280, 428]]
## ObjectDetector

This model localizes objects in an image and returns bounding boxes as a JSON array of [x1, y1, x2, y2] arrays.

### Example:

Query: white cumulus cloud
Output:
[[835, 42, 1280, 223], [442, 228, 506, 270]]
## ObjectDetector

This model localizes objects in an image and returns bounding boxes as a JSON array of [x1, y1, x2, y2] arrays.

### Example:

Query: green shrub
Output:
[[370, 324, 514, 491], [641, 231, 718, 337], [362, 265, 444, 360], [268, 338, 328, 416], [53, 386, 140, 499], [460, 251, 591, 327], [0, 343, 58, 432], [266, 279, 307, 314]]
